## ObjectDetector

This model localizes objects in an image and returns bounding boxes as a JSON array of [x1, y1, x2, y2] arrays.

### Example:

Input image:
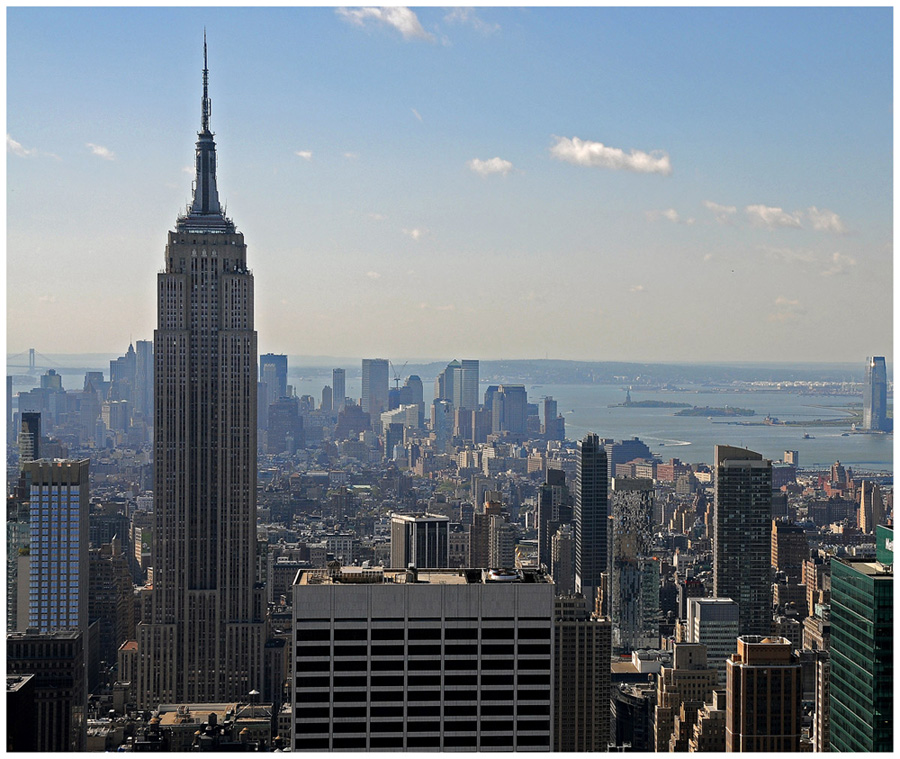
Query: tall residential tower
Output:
[[574, 433, 608, 609], [863, 356, 888, 431], [712, 445, 773, 636], [136, 39, 265, 707]]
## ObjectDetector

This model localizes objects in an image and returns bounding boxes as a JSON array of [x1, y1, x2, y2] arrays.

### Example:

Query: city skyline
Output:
[[7, 6, 893, 363]]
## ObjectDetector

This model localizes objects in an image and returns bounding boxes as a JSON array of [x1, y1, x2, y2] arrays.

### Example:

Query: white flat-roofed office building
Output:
[[292, 566, 554, 752], [390, 513, 450, 569], [686, 598, 740, 685]]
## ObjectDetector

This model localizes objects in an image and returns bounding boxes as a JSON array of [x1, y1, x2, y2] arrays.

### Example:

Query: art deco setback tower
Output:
[[137, 40, 264, 707]]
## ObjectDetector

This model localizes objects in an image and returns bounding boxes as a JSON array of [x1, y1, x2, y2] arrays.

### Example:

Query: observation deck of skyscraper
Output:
[[4, 7, 893, 754]]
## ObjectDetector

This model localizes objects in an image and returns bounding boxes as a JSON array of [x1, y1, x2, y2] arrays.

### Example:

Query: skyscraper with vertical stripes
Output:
[[574, 433, 608, 609], [136, 37, 264, 707]]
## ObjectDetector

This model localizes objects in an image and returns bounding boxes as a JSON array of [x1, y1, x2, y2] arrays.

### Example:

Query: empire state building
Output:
[[137, 40, 265, 707]]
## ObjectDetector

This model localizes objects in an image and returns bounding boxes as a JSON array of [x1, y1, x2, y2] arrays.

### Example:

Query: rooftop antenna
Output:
[[201, 29, 211, 133]]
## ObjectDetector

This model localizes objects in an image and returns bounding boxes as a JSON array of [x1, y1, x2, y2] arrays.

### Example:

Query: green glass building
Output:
[[829, 525, 893, 752]]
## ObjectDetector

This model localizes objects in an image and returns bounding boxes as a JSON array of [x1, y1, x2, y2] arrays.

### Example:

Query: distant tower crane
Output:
[[389, 360, 409, 389]]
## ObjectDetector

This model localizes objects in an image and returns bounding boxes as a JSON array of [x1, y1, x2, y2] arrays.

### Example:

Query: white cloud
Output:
[[467, 157, 513, 177], [630, 285, 645, 293], [663, 209, 679, 223], [821, 252, 857, 277], [761, 246, 816, 264], [367, 212, 386, 221], [703, 252, 714, 262], [443, 8, 500, 35], [403, 228, 425, 241], [366, 271, 381, 280], [646, 208, 694, 225], [295, 150, 312, 160], [7, 134, 37, 157], [806, 206, 847, 234], [745, 204, 802, 229], [703, 200, 737, 224], [337, 7, 435, 42], [182, 165, 194, 174], [411, 108, 422, 122], [344, 152, 359, 160], [86, 142, 115, 161], [768, 295, 805, 323], [550, 136, 672, 175]]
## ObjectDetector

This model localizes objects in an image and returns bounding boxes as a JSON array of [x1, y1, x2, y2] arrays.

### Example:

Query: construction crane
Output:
[[389, 360, 409, 390]]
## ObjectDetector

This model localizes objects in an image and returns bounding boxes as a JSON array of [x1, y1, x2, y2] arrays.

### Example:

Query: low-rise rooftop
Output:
[[295, 566, 550, 586]]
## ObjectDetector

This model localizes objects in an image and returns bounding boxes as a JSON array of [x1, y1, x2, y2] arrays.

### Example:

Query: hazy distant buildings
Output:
[[134, 339, 154, 419], [137, 45, 265, 707], [18, 411, 40, 464], [542, 396, 565, 441], [863, 356, 889, 431], [260, 353, 288, 401], [361, 358, 389, 420], [574, 433, 608, 609], [399, 374, 424, 427], [434, 359, 479, 413], [267, 396, 303, 454], [712, 446, 773, 636], [490, 384, 527, 437], [331, 368, 346, 411]]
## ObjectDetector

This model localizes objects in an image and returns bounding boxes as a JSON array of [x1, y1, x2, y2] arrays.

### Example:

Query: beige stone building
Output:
[[136, 42, 264, 708]]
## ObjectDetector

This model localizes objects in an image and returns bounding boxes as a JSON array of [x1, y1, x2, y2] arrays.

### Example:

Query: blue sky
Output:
[[6, 6, 893, 363]]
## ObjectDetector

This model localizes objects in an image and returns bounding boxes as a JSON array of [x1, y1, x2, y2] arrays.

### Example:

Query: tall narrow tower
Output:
[[137, 37, 264, 707], [712, 445, 772, 636], [863, 356, 888, 431], [574, 432, 608, 608]]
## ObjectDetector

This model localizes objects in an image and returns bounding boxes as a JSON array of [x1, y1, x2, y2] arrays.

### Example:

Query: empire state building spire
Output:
[[179, 32, 232, 231]]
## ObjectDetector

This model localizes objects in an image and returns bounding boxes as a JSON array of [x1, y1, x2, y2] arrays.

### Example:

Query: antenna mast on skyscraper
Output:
[[201, 29, 211, 133]]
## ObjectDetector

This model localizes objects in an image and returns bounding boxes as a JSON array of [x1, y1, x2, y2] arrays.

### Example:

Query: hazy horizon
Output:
[[6, 350, 884, 378], [7, 7, 893, 363]]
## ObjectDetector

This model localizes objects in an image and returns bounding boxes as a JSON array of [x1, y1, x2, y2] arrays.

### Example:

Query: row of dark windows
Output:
[[295, 734, 549, 751], [297, 625, 550, 640], [298, 642, 550, 655], [296, 688, 550, 703], [297, 703, 550, 720], [297, 671, 551, 689]]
